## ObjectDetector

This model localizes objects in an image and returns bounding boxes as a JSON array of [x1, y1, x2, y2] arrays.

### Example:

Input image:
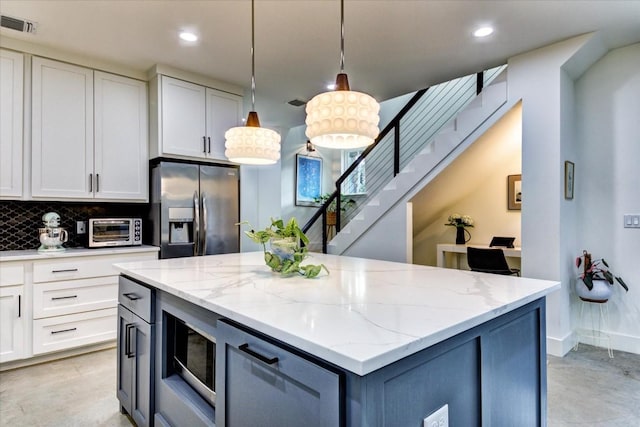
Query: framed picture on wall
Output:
[[508, 174, 522, 211], [295, 154, 323, 206], [565, 161, 575, 200]]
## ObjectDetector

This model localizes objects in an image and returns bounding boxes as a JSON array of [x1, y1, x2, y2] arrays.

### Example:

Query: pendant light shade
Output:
[[225, 0, 280, 165], [225, 112, 281, 165], [305, 0, 380, 149]]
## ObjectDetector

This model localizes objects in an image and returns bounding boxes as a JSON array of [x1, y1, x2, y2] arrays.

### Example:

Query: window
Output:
[[341, 149, 366, 195]]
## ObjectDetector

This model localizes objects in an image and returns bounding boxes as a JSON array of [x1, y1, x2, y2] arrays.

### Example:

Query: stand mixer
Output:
[[38, 212, 68, 253]]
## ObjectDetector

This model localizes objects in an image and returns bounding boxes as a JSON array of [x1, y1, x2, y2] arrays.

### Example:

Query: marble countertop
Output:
[[0, 245, 159, 262], [115, 252, 559, 375]]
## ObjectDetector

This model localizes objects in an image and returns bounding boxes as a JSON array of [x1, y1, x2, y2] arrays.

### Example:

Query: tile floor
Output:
[[0, 345, 638, 426]]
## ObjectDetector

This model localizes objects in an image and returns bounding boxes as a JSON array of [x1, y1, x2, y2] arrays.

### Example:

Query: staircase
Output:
[[303, 66, 510, 257]]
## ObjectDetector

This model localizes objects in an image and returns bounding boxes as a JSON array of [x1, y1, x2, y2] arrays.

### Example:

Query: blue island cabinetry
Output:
[[114, 252, 558, 427]]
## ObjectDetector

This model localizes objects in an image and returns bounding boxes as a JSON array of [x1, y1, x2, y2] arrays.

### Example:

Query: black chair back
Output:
[[466, 247, 520, 276]]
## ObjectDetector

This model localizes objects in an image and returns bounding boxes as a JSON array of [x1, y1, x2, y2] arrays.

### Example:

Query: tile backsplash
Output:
[[0, 201, 149, 251]]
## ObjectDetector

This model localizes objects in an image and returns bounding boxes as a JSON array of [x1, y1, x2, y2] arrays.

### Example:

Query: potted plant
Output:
[[575, 249, 629, 302], [445, 213, 474, 244], [238, 217, 328, 278], [314, 193, 356, 226]]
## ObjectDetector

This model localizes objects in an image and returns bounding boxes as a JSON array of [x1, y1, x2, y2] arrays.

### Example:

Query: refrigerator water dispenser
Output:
[[169, 208, 194, 244]]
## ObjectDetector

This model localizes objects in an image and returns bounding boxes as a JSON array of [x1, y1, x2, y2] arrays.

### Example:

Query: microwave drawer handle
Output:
[[238, 343, 279, 365], [123, 292, 141, 301]]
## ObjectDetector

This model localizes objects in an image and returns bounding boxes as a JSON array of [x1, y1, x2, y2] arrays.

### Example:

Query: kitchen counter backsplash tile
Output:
[[0, 201, 149, 251]]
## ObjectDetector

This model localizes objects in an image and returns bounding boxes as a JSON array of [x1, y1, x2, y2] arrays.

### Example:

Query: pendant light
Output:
[[305, 0, 380, 149], [225, 0, 281, 165]]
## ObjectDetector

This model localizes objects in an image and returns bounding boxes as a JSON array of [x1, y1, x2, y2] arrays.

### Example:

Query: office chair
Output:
[[466, 247, 520, 276]]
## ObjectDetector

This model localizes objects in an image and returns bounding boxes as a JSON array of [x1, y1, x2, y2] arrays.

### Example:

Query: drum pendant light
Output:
[[305, 0, 380, 149], [225, 0, 280, 165]]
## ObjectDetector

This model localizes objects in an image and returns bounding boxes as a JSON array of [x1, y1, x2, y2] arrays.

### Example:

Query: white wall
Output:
[[574, 43, 640, 354]]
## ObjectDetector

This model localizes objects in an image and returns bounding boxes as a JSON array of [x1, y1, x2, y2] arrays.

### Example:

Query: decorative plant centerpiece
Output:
[[445, 213, 474, 244], [239, 217, 328, 278], [575, 249, 629, 302]]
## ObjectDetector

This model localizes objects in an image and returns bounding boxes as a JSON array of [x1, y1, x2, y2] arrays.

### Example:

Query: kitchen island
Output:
[[115, 252, 559, 427]]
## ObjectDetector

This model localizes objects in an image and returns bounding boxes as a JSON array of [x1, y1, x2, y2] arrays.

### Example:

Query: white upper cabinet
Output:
[[0, 49, 24, 199], [32, 57, 94, 198], [31, 57, 148, 202], [151, 75, 242, 162], [160, 76, 207, 158], [94, 71, 148, 200]]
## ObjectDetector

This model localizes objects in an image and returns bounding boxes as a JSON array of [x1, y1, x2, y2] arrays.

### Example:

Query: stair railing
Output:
[[303, 66, 506, 253]]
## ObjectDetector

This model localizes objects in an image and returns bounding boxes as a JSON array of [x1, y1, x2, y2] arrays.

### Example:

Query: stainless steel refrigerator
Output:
[[149, 161, 239, 259]]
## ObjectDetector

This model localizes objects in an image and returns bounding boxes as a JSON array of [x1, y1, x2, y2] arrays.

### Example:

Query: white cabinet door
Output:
[[94, 71, 148, 201], [206, 88, 242, 160], [0, 285, 25, 363], [32, 57, 94, 198], [0, 49, 24, 199], [160, 76, 207, 158]]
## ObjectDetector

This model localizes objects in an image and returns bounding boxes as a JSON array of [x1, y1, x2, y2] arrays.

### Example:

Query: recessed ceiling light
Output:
[[179, 31, 198, 42], [326, 83, 336, 90], [473, 26, 494, 38]]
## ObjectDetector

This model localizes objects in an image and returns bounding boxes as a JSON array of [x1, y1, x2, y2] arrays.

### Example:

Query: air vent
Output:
[[1, 15, 37, 33], [287, 99, 307, 107]]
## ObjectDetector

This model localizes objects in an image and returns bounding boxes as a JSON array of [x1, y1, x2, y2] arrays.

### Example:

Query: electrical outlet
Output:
[[76, 221, 86, 235], [424, 404, 449, 427]]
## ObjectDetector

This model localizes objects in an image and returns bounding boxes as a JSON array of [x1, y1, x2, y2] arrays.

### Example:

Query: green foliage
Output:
[[238, 218, 328, 278], [576, 250, 629, 292], [313, 193, 356, 212]]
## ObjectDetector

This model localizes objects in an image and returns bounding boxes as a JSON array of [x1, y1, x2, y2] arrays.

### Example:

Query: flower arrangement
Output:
[[238, 217, 328, 278], [575, 249, 629, 292], [445, 214, 474, 228]]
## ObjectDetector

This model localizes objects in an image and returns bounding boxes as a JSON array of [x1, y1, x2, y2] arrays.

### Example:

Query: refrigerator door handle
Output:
[[201, 192, 208, 255], [193, 191, 200, 256]]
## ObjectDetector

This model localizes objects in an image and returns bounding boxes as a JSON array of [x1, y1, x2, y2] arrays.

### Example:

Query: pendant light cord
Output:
[[339, 0, 345, 73], [251, 0, 256, 111]]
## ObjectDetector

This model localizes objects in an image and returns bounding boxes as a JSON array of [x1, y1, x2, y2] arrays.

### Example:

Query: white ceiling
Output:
[[1, 1, 639, 129]]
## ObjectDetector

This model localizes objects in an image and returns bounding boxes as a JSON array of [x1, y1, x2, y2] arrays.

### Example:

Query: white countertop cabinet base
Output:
[[0, 285, 25, 363], [0, 247, 158, 370]]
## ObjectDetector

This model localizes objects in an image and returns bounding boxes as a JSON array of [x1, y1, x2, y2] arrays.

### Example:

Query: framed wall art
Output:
[[564, 161, 575, 200], [508, 174, 522, 211], [295, 154, 323, 206]]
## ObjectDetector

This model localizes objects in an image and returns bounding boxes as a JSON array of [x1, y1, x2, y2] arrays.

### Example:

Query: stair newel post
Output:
[[321, 207, 327, 254], [394, 125, 400, 176], [335, 189, 342, 233], [476, 71, 484, 95]]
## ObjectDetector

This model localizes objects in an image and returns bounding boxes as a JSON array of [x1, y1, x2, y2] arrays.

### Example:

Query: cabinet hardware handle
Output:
[[123, 292, 141, 301], [203, 136, 207, 153], [238, 343, 279, 365], [51, 295, 78, 300], [207, 137, 211, 153], [51, 327, 77, 335], [52, 268, 79, 273], [125, 323, 135, 358], [96, 174, 100, 192], [18, 295, 21, 318], [89, 173, 93, 192]]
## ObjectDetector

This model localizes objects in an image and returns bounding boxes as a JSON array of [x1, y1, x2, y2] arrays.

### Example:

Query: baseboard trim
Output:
[[0, 340, 116, 372]]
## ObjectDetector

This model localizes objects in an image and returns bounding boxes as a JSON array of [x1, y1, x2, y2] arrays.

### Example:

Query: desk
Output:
[[436, 244, 521, 269]]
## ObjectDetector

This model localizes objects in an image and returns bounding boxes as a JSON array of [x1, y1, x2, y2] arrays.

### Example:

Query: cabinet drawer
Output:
[[33, 276, 118, 319], [33, 307, 117, 355], [0, 263, 24, 286], [119, 276, 153, 323], [217, 320, 342, 427], [33, 253, 155, 283]]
